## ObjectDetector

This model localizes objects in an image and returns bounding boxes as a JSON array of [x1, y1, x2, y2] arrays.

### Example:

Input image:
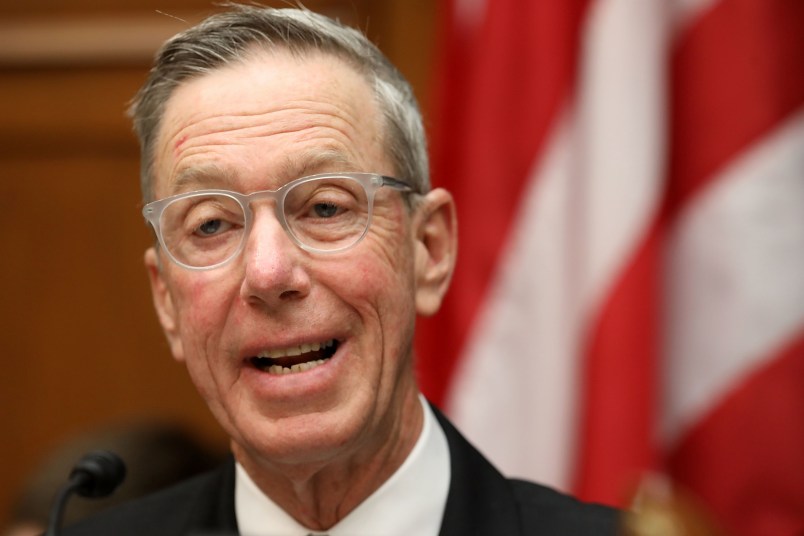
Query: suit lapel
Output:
[[186, 457, 239, 534], [432, 406, 522, 536]]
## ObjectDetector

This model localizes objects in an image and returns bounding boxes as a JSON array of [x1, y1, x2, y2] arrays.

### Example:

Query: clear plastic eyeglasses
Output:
[[142, 172, 413, 270]]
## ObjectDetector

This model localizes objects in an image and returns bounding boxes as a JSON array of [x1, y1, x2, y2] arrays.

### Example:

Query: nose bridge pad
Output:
[[272, 196, 290, 240]]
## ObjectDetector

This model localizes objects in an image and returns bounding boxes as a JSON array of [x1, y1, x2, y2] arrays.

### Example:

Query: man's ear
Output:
[[413, 188, 458, 316], [144, 247, 185, 362]]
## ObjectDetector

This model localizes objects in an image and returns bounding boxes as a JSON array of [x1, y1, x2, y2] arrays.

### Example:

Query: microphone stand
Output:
[[44, 471, 92, 536], [44, 450, 126, 536]]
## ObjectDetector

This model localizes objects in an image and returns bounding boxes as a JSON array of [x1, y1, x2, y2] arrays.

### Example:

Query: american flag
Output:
[[415, 0, 804, 534]]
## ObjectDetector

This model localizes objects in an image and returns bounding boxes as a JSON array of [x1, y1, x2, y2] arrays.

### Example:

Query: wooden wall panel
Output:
[[0, 152, 226, 492], [0, 0, 436, 526]]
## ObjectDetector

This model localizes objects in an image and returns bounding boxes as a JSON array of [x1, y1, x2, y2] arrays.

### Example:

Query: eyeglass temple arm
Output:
[[380, 175, 414, 192]]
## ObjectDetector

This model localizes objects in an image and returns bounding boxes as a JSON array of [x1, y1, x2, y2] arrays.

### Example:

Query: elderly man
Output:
[[64, 5, 618, 535]]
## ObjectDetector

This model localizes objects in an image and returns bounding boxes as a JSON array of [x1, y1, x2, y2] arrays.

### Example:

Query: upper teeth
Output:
[[256, 339, 334, 359]]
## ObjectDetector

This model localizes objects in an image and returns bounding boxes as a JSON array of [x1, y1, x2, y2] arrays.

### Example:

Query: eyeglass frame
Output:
[[141, 172, 414, 271]]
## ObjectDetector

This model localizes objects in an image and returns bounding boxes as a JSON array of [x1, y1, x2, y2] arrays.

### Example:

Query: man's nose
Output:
[[239, 209, 311, 306]]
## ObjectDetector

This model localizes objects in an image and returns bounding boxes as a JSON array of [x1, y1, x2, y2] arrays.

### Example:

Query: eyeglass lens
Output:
[[158, 176, 372, 268]]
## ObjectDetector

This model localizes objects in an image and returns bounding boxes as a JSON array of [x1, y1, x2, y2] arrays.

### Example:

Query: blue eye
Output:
[[198, 219, 223, 235], [313, 203, 340, 218]]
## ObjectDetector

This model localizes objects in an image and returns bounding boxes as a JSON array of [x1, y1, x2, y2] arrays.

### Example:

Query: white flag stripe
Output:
[[448, 0, 670, 490], [663, 109, 804, 443], [575, 0, 668, 316], [449, 110, 581, 489]]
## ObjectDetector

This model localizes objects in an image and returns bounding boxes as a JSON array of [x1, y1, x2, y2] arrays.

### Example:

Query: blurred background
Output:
[[2, 1, 802, 536]]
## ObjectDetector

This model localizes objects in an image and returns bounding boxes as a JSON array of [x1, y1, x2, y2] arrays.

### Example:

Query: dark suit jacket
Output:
[[62, 409, 619, 535]]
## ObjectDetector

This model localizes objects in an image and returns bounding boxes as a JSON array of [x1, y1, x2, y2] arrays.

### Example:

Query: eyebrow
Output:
[[171, 165, 238, 194]]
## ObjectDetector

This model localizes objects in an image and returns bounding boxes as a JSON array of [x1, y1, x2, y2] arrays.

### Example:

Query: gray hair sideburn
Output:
[[129, 4, 430, 203]]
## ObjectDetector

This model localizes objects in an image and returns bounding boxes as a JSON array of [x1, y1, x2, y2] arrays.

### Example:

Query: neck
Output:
[[234, 388, 424, 531]]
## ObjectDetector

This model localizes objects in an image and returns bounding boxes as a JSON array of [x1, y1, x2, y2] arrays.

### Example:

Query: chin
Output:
[[231, 403, 374, 468]]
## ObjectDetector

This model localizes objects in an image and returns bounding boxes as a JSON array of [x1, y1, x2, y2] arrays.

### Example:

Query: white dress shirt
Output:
[[235, 395, 451, 536]]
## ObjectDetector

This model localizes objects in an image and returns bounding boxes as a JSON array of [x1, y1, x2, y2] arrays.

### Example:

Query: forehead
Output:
[[153, 49, 387, 194]]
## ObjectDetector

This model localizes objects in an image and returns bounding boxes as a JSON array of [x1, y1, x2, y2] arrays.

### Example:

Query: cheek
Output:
[[351, 232, 415, 300], [170, 277, 238, 403], [348, 240, 418, 340], [173, 273, 238, 347]]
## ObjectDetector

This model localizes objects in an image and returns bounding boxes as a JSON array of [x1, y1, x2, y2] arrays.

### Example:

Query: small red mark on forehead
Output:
[[174, 135, 188, 154]]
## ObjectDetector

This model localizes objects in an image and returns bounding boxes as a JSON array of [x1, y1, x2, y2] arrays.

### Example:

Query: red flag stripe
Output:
[[668, 0, 804, 215], [662, 109, 804, 445], [569, 0, 673, 504], [573, 223, 663, 504], [443, 0, 672, 497], [574, 0, 804, 505], [418, 0, 592, 406], [663, 1, 804, 533], [664, 0, 804, 456], [669, 331, 804, 536], [447, 112, 589, 489]]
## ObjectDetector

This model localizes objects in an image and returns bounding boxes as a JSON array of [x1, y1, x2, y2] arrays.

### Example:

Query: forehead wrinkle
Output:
[[157, 113, 360, 193], [278, 149, 357, 180], [163, 99, 371, 165], [235, 98, 373, 154], [166, 84, 372, 137]]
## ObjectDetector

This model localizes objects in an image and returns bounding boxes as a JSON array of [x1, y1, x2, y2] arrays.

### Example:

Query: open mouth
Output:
[[249, 339, 339, 375]]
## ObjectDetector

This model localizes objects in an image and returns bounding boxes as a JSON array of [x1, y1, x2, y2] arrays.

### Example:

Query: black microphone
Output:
[[45, 450, 127, 536]]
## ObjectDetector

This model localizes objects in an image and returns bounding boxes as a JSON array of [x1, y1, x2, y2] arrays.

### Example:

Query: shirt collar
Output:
[[235, 395, 451, 536]]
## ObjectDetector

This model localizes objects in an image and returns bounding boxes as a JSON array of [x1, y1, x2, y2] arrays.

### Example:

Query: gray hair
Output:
[[129, 4, 430, 203]]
